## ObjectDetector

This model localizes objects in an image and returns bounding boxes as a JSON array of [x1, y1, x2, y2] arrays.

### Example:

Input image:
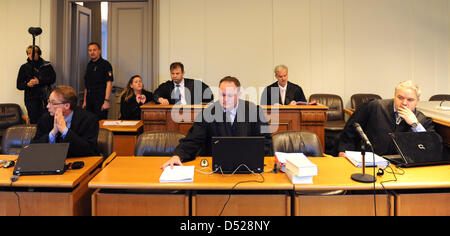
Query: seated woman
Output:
[[120, 75, 153, 120]]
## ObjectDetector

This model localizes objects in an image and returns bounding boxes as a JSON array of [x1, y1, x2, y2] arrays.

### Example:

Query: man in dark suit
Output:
[[338, 81, 436, 157], [32, 86, 99, 157], [260, 65, 306, 105], [161, 76, 272, 169], [154, 62, 214, 105]]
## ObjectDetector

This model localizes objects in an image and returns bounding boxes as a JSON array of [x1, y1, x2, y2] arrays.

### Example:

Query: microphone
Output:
[[28, 27, 42, 36], [351, 123, 376, 184], [354, 123, 372, 147]]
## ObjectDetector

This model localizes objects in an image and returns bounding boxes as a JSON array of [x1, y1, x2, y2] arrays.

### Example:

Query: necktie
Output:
[[174, 84, 181, 104], [395, 112, 402, 125], [223, 111, 233, 136]]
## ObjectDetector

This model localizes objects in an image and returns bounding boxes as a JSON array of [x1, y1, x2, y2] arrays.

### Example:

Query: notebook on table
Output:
[[211, 136, 265, 174], [13, 143, 69, 176]]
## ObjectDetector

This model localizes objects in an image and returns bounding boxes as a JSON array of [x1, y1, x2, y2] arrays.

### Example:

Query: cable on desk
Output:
[[195, 163, 273, 216], [215, 164, 266, 216], [379, 166, 405, 214], [10, 181, 21, 216], [369, 148, 377, 216]]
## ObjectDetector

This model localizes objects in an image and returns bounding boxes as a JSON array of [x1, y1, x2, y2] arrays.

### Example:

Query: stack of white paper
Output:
[[285, 169, 315, 184], [345, 151, 390, 168], [276, 152, 318, 184], [103, 120, 140, 126], [438, 106, 450, 111], [159, 166, 195, 183]]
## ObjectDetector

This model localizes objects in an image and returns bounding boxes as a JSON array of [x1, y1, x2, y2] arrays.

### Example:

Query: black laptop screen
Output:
[[389, 132, 449, 167]]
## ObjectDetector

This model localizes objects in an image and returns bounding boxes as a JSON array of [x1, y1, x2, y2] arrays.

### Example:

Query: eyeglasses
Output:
[[47, 99, 68, 106]]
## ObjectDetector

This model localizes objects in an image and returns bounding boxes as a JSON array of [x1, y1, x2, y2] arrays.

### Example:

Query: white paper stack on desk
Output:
[[277, 152, 318, 184], [344, 151, 390, 168], [159, 166, 195, 183]]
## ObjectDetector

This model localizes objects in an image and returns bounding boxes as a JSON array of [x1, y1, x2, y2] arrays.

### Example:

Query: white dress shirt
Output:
[[279, 84, 287, 105]]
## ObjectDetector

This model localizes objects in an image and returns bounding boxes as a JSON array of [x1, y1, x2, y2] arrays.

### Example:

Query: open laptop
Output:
[[13, 143, 70, 176], [212, 137, 265, 174], [385, 132, 450, 168]]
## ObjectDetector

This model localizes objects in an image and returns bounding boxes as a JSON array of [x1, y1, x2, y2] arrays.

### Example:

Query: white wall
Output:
[[1, 0, 449, 112], [0, 0, 53, 114], [156, 0, 450, 106]]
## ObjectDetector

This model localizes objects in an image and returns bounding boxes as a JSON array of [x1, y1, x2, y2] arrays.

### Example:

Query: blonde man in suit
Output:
[[260, 65, 306, 106]]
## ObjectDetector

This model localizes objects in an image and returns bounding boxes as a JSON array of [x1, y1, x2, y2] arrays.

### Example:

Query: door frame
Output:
[[51, 0, 157, 91], [107, 1, 153, 90]]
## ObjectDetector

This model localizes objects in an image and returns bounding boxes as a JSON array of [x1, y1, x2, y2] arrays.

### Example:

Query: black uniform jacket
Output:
[[32, 108, 100, 157], [174, 100, 273, 161], [84, 57, 114, 90], [17, 58, 56, 101]]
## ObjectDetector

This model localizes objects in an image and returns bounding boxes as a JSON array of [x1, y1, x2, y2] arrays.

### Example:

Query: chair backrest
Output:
[[429, 94, 450, 101], [0, 104, 25, 137], [350, 93, 382, 109], [1, 124, 37, 155], [309, 94, 344, 121], [272, 131, 324, 157], [135, 131, 185, 156], [97, 128, 114, 158]]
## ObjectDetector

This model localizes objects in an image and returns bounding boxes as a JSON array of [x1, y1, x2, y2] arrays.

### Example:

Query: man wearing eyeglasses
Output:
[[32, 86, 100, 157]]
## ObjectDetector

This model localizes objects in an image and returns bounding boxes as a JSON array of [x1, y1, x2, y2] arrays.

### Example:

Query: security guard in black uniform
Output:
[[82, 42, 113, 121], [17, 45, 56, 124]]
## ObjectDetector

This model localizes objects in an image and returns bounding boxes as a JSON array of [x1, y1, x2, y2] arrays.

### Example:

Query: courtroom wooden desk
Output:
[[89, 157, 293, 216], [0, 155, 103, 216], [89, 156, 449, 216], [140, 104, 328, 149], [294, 157, 450, 216], [100, 120, 144, 156]]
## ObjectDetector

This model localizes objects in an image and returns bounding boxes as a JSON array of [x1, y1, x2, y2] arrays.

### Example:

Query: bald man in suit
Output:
[[161, 76, 272, 169]]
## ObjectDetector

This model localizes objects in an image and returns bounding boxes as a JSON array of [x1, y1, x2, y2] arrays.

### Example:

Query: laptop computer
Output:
[[211, 136, 265, 174], [13, 143, 70, 176], [385, 132, 450, 168]]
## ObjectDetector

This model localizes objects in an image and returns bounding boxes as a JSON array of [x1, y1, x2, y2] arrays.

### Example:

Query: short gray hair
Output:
[[274, 65, 288, 74], [395, 80, 421, 99]]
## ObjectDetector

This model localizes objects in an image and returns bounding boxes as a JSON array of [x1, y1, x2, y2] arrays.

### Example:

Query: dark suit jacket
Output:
[[32, 108, 100, 157], [338, 99, 436, 155], [174, 100, 273, 161], [260, 81, 306, 105], [153, 78, 214, 105]]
